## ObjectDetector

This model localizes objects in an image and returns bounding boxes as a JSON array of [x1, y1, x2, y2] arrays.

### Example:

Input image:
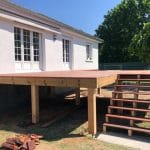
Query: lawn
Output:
[[0, 97, 136, 150]]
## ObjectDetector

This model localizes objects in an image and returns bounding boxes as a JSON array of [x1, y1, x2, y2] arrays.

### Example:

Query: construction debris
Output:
[[1, 134, 43, 150]]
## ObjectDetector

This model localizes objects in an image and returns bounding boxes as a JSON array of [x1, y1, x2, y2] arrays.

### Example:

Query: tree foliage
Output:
[[96, 0, 150, 63], [129, 22, 150, 63]]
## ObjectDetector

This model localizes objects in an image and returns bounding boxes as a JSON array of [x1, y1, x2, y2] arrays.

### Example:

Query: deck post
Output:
[[88, 88, 97, 135], [97, 87, 101, 95], [75, 87, 80, 105], [31, 85, 39, 124]]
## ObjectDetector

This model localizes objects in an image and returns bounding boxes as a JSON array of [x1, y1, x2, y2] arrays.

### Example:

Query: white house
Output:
[[0, 0, 102, 73]]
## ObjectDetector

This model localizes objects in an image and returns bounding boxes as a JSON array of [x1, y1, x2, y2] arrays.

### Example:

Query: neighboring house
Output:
[[0, 0, 102, 73]]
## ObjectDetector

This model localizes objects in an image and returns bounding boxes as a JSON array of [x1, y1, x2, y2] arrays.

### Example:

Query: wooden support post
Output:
[[110, 99, 113, 105], [108, 108, 111, 114], [75, 88, 80, 106], [128, 130, 132, 137], [103, 126, 107, 133], [97, 87, 101, 95], [106, 116, 109, 123], [130, 120, 134, 126], [88, 88, 97, 135], [132, 75, 140, 117], [50, 86, 55, 98], [117, 80, 123, 114], [31, 85, 39, 124]]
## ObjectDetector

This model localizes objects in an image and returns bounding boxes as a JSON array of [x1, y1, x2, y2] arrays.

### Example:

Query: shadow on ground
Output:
[[0, 87, 109, 144]]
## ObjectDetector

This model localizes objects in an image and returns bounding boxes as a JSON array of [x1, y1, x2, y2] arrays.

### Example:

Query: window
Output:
[[23, 29, 30, 61], [63, 39, 70, 62], [14, 27, 40, 62], [86, 44, 92, 61], [33, 32, 39, 61], [14, 27, 21, 61]]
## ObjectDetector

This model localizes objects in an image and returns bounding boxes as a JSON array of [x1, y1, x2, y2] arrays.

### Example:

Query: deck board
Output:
[[0, 70, 149, 88]]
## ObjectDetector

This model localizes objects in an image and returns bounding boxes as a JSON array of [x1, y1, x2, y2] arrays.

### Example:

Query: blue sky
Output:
[[11, 0, 122, 35]]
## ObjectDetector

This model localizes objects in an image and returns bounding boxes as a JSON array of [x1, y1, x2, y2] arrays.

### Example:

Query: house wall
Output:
[[0, 20, 15, 73], [43, 33, 99, 71], [73, 37, 98, 70], [43, 33, 64, 71], [0, 15, 99, 73]]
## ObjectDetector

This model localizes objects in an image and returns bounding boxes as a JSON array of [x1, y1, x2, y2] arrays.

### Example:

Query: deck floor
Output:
[[0, 70, 150, 78]]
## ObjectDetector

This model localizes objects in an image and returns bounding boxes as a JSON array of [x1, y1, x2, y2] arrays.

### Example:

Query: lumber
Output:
[[31, 85, 39, 124], [88, 88, 97, 135]]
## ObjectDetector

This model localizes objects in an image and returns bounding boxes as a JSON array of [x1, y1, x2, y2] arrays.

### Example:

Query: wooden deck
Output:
[[0, 70, 150, 135], [0, 70, 119, 88]]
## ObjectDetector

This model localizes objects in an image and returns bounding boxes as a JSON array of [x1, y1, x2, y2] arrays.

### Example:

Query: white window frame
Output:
[[14, 27, 40, 62], [63, 39, 70, 63], [14, 27, 21, 61], [86, 44, 93, 61], [33, 32, 40, 61], [23, 29, 31, 61]]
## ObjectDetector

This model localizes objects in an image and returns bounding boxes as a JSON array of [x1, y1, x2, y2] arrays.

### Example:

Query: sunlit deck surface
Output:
[[0, 70, 150, 88], [0, 70, 118, 78], [0, 70, 150, 78]]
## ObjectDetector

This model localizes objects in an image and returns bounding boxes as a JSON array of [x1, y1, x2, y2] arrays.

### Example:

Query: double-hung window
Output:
[[14, 27, 40, 62], [86, 44, 92, 61], [63, 39, 70, 62]]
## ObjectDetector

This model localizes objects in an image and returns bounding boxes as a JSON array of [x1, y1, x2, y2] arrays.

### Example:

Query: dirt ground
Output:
[[0, 86, 149, 150]]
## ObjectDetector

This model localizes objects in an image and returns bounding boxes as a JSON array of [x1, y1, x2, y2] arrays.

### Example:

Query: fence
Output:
[[99, 62, 150, 70]]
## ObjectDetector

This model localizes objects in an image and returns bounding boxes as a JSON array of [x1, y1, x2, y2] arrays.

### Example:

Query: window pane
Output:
[[14, 27, 21, 61], [86, 45, 92, 60], [63, 39, 70, 62], [23, 29, 30, 61], [33, 32, 40, 61]]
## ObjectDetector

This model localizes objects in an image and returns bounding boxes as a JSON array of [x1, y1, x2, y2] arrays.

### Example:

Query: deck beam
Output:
[[88, 88, 97, 135], [31, 85, 39, 124]]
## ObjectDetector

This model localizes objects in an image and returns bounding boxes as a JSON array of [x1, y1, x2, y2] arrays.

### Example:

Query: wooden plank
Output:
[[103, 123, 150, 134], [106, 114, 150, 122], [35, 78, 97, 88], [111, 98, 150, 104], [0, 77, 97, 88], [88, 88, 97, 135], [109, 106, 150, 112], [31, 85, 39, 124], [97, 75, 117, 87], [75, 88, 80, 105], [116, 75, 123, 114]]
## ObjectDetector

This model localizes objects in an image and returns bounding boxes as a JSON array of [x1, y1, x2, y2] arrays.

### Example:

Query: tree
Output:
[[129, 22, 150, 63], [95, 0, 150, 63]]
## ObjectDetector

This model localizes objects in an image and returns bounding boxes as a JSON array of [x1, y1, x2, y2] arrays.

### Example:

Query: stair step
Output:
[[115, 85, 150, 88], [106, 114, 150, 122], [113, 91, 150, 95], [118, 79, 150, 81], [103, 123, 150, 134], [111, 98, 150, 104], [109, 106, 150, 113]]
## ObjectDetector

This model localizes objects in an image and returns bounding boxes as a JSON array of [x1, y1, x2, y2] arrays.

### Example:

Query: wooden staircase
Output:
[[103, 74, 150, 136]]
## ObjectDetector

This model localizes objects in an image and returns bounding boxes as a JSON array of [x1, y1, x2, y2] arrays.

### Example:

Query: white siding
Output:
[[0, 20, 15, 73], [43, 33, 64, 71], [72, 37, 98, 70]]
